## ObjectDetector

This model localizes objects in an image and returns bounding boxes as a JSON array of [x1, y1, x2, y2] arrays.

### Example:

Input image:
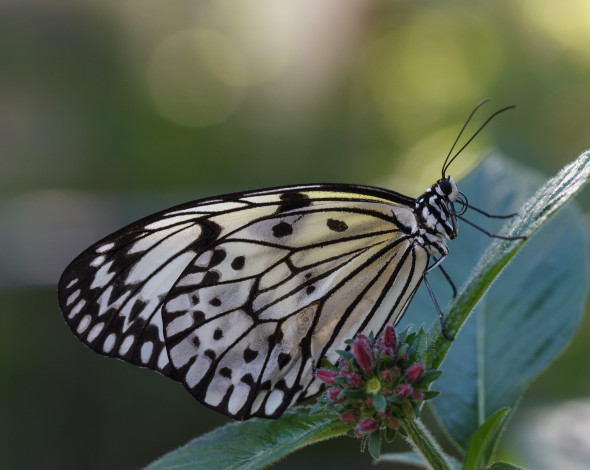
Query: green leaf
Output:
[[397, 343, 409, 357], [487, 463, 528, 470], [384, 426, 397, 443], [335, 349, 354, 361], [411, 400, 421, 418], [332, 376, 349, 386], [368, 430, 382, 459], [419, 370, 443, 384], [342, 388, 367, 399], [421, 390, 440, 400], [397, 325, 412, 344], [400, 153, 590, 448], [463, 408, 510, 470], [415, 327, 428, 358], [373, 393, 387, 412], [143, 408, 351, 470]]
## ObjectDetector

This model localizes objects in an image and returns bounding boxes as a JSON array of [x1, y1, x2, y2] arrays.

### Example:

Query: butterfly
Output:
[[58, 99, 522, 420]]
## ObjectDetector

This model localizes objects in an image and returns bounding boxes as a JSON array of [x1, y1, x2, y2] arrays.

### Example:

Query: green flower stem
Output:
[[402, 419, 455, 470]]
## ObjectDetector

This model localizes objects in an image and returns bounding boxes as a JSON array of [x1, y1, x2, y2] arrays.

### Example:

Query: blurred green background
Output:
[[2, 1, 590, 469]]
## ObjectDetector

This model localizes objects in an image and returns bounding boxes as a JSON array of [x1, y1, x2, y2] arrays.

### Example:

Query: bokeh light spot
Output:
[[521, 0, 590, 63], [365, 9, 503, 134], [146, 28, 247, 127]]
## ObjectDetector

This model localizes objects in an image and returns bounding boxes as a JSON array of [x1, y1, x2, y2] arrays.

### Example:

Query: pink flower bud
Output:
[[357, 333, 372, 350], [338, 359, 349, 377], [380, 369, 393, 382], [365, 397, 374, 408], [341, 409, 358, 423], [411, 390, 424, 400], [399, 352, 408, 365], [348, 373, 364, 388], [382, 325, 396, 349], [381, 347, 394, 358], [356, 418, 379, 435], [378, 408, 391, 419], [405, 364, 425, 383], [316, 369, 337, 383], [353, 334, 374, 373], [328, 387, 344, 402], [387, 418, 400, 429], [396, 384, 413, 398]]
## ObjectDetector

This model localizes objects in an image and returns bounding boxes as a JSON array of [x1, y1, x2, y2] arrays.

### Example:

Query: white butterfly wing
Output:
[[58, 184, 428, 419]]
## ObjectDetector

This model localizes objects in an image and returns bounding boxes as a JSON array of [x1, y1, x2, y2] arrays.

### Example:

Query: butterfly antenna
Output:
[[441, 98, 491, 178], [443, 104, 516, 177]]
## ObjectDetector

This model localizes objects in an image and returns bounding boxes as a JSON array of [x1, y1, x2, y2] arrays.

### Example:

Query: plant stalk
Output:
[[401, 419, 456, 470]]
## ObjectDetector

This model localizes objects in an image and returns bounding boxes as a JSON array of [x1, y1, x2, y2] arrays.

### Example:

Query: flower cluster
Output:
[[313, 325, 441, 455]]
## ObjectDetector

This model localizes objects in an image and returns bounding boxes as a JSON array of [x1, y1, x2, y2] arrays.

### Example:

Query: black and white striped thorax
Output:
[[391, 176, 460, 260]]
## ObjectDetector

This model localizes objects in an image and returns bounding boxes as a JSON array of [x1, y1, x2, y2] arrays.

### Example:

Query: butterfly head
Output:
[[415, 177, 459, 241], [434, 176, 459, 202]]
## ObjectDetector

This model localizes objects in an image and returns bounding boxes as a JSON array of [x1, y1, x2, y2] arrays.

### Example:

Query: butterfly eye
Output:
[[438, 179, 453, 196]]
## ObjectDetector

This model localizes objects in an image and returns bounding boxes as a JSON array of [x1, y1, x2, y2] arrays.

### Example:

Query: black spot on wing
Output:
[[209, 248, 227, 267], [210, 297, 221, 307], [202, 270, 220, 286], [272, 221, 293, 238], [219, 367, 232, 379], [192, 311, 206, 325], [306, 285, 315, 295], [231, 256, 245, 270], [277, 353, 291, 369], [268, 329, 284, 344], [241, 373, 254, 385], [327, 218, 348, 232], [213, 328, 223, 340], [275, 192, 311, 213], [191, 336, 200, 348], [275, 379, 288, 391], [243, 347, 258, 363], [261, 380, 272, 390]]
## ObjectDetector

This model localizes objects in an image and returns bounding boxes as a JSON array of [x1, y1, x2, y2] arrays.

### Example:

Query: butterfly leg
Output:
[[456, 214, 526, 241], [423, 253, 454, 341], [426, 254, 457, 298], [423, 273, 454, 341], [467, 204, 518, 219], [438, 265, 457, 298]]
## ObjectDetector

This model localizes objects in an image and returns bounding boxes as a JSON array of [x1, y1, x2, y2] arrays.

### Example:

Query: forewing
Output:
[[162, 195, 428, 419]]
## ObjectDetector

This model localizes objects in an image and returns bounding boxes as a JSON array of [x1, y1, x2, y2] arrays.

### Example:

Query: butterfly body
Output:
[[59, 178, 459, 419]]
